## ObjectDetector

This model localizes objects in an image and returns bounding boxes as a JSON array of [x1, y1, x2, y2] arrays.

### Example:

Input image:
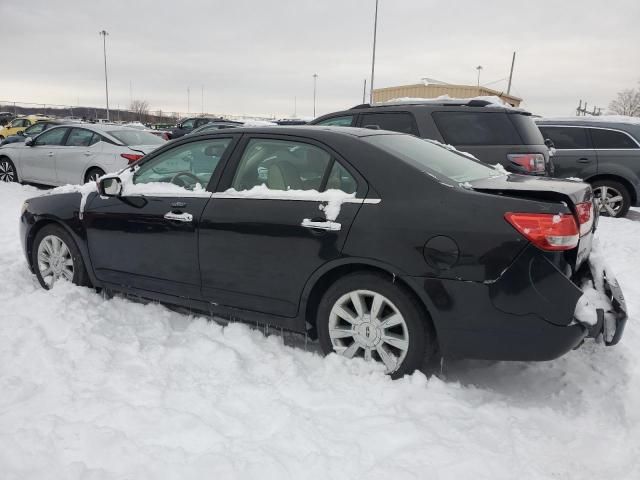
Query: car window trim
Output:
[[216, 133, 368, 199]]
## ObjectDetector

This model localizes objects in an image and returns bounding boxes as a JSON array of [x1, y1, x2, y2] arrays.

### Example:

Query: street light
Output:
[[99, 30, 110, 121], [476, 65, 483, 87], [369, 0, 379, 104], [312, 73, 318, 117]]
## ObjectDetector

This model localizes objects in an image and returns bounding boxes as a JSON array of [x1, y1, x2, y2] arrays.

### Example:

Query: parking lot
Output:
[[1, 180, 639, 478]]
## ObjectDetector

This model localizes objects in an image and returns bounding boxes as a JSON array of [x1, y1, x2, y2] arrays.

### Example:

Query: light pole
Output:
[[312, 73, 318, 117], [187, 87, 190, 113], [476, 65, 483, 87], [99, 30, 110, 121], [369, 0, 379, 104]]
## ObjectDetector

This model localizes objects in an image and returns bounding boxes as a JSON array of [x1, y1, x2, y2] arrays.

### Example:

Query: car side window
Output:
[[33, 127, 69, 146], [315, 115, 354, 127], [12, 119, 28, 128], [589, 128, 638, 149], [326, 161, 358, 194], [538, 126, 589, 149], [26, 123, 47, 135], [231, 138, 331, 191], [133, 138, 232, 188], [194, 118, 211, 128], [89, 133, 102, 146], [433, 112, 520, 145], [181, 119, 196, 129], [66, 128, 95, 147], [360, 112, 419, 135]]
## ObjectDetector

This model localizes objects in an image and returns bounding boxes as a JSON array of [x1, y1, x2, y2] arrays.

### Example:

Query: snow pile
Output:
[[1, 182, 639, 479], [382, 95, 516, 109]]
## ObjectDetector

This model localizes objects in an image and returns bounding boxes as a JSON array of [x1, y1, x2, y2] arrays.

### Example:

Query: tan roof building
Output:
[[372, 83, 522, 107]]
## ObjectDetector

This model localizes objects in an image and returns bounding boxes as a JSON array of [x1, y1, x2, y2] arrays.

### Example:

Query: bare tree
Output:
[[609, 87, 640, 117], [129, 99, 150, 122]]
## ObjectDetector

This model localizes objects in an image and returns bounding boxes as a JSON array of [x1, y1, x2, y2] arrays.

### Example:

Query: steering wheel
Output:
[[170, 171, 201, 188]]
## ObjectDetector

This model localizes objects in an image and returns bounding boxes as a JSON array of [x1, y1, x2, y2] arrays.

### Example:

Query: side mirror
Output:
[[25, 137, 34, 146], [98, 176, 122, 196]]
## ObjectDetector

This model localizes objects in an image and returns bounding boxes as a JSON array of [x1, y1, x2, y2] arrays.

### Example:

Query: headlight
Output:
[[20, 201, 29, 216]]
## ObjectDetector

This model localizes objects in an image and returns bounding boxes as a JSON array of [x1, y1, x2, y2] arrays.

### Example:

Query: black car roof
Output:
[[194, 125, 398, 138]]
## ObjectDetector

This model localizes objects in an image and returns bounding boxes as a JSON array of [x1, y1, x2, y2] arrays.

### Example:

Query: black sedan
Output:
[[19, 126, 627, 377]]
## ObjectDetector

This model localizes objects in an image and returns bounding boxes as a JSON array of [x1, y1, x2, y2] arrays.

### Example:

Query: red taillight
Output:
[[505, 212, 579, 251], [507, 153, 546, 173], [575, 201, 594, 236], [121, 153, 144, 164], [162, 132, 170, 140]]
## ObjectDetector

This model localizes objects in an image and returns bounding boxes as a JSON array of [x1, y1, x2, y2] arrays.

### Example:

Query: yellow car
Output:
[[0, 115, 50, 139]]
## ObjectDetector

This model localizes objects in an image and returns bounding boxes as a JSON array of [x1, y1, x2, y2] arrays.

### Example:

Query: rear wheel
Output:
[[84, 167, 105, 184], [0, 157, 18, 182], [32, 224, 89, 289], [317, 272, 435, 378], [591, 180, 631, 218]]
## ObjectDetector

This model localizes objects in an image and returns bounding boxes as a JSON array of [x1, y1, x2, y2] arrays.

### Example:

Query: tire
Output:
[[591, 179, 631, 218], [31, 224, 90, 290], [84, 167, 105, 184], [0, 157, 18, 182], [316, 272, 435, 379]]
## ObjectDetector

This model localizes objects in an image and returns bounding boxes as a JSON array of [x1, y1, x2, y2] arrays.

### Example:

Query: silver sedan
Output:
[[0, 123, 165, 185]]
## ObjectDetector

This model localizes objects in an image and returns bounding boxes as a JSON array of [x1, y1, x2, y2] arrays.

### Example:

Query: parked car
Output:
[[18, 126, 626, 378], [536, 117, 640, 217], [0, 112, 14, 126], [169, 116, 225, 139], [187, 120, 245, 135], [0, 124, 165, 185], [124, 122, 171, 140], [310, 99, 552, 176], [0, 114, 50, 139], [0, 119, 73, 146]]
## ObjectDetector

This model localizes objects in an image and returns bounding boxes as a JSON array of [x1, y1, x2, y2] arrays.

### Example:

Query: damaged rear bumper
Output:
[[573, 258, 628, 346]]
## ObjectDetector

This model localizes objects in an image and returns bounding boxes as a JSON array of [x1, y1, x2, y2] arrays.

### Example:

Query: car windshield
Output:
[[365, 134, 502, 183], [107, 129, 165, 145]]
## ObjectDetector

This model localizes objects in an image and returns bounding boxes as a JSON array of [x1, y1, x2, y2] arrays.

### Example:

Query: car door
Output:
[[198, 134, 366, 317], [589, 127, 640, 179], [56, 127, 103, 184], [20, 127, 70, 184], [84, 136, 237, 298], [537, 126, 597, 179]]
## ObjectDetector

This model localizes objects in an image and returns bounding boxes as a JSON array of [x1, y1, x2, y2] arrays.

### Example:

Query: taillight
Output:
[[121, 153, 144, 164], [505, 212, 579, 251], [507, 153, 546, 173], [575, 201, 594, 236]]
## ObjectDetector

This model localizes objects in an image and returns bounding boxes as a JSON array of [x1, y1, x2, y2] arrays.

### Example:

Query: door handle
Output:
[[47, 152, 54, 157], [577, 158, 592, 163], [164, 211, 193, 222], [84, 151, 92, 156], [301, 218, 341, 231]]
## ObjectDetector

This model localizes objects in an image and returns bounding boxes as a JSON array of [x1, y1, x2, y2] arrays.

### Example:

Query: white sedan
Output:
[[0, 124, 165, 185]]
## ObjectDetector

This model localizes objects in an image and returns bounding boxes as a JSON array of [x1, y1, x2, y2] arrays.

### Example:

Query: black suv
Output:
[[169, 116, 225, 139], [311, 100, 552, 175], [537, 118, 640, 217]]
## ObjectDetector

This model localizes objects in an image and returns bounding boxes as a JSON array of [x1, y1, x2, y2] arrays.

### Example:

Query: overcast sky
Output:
[[1, 0, 639, 119]]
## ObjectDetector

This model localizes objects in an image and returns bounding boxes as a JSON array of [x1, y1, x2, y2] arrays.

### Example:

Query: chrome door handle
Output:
[[577, 158, 592, 163], [47, 152, 54, 157], [84, 151, 92, 156], [301, 219, 341, 231], [164, 211, 193, 222]]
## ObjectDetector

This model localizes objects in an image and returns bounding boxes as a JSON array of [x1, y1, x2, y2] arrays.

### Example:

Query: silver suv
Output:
[[537, 117, 640, 217]]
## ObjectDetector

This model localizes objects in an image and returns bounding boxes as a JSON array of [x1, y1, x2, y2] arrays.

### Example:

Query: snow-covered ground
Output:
[[0, 182, 639, 480]]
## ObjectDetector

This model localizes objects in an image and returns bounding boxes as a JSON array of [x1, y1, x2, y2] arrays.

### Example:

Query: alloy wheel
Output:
[[593, 185, 624, 217], [37, 234, 74, 288], [328, 289, 409, 373], [0, 159, 15, 182]]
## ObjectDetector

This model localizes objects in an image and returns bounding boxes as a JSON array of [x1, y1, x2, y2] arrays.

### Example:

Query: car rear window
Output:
[[108, 129, 165, 145], [365, 134, 500, 183], [432, 111, 522, 146]]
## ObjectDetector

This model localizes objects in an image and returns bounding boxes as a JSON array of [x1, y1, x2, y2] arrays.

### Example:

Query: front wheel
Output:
[[0, 157, 18, 182], [317, 272, 435, 378], [32, 224, 89, 289], [591, 180, 631, 218]]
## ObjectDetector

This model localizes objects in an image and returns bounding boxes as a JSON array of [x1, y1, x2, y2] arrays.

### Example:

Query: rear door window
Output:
[[359, 112, 419, 135], [432, 112, 521, 145], [589, 128, 638, 149], [538, 126, 590, 149], [315, 115, 355, 127], [66, 128, 96, 147], [33, 127, 69, 146]]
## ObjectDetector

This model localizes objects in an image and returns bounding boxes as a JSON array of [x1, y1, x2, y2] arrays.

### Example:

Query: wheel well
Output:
[[304, 263, 437, 338], [84, 166, 105, 182], [587, 174, 637, 204]]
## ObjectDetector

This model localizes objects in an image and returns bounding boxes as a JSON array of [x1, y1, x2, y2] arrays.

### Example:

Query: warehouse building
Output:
[[372, 83, 522, 107]]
